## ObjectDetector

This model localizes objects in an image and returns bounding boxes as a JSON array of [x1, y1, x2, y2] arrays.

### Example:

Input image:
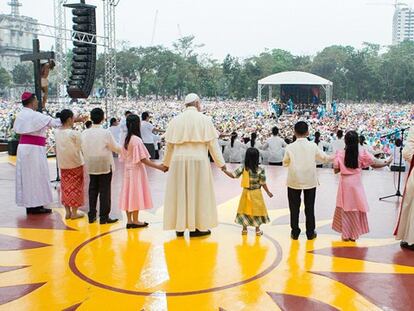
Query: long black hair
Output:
[[58, 109, 74, 124], [250, 132, 257, 148], [244, 147, 260, 173], [124, 114, 141, 150], [230, 132, 237, 148], [344, 131, 359, 169], [359, 135, 366, 146], [314, 131, 321, 145]]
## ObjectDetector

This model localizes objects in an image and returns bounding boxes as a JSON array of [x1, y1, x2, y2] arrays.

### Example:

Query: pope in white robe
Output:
[[13, 92, 61, 214], [394, 126, 414, 249], [163, 94, 226, 236]]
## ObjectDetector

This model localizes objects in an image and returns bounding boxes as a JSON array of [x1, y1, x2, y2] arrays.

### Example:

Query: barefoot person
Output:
[[55, 109, 86, 220], [395, 126, 414, 250], [13, 92, 61, 214], [163, 93, 226, 237]]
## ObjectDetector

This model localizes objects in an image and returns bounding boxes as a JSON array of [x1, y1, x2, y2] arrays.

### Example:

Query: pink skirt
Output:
[[60, 166, 84, 208], [336, 173, 369, 212], [119, 164, 153, 212], [332, 206, 369, 240]]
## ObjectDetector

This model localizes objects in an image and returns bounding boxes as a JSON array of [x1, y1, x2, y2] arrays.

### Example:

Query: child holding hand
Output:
[[222, 148, 273, 236]]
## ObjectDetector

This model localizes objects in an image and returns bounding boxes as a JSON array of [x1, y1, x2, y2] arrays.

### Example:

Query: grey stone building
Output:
[[0, 0, 38, 71]]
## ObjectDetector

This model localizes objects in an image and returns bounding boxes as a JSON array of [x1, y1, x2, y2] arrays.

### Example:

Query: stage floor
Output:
[[0, 156, 413, 311]]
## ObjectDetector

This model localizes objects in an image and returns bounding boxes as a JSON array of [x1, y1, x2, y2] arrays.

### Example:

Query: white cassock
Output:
[[13, 107, 61, 207], [163, 107, 225, 231], [394, 127, 414, 244]]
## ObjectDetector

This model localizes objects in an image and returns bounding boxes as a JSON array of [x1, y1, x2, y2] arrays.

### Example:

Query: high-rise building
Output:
[[0, 0, 38, 72], [392, 6, 414, 45]]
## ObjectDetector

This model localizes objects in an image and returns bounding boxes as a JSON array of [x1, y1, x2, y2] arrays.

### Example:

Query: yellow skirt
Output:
[[237, 188, 268, 217]]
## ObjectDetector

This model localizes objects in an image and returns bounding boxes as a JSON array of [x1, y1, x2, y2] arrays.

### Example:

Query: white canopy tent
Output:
[[257, 71, 333, 111]]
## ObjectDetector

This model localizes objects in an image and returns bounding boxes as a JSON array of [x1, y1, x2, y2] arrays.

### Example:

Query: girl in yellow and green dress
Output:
[[223, 148, 273, 236]]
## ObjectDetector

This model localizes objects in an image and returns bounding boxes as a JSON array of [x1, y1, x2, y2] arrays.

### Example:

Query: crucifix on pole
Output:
[[20, 39, 55, 112]]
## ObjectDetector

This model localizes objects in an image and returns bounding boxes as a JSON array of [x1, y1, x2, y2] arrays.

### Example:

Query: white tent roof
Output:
[[258, 71, 333, 86]]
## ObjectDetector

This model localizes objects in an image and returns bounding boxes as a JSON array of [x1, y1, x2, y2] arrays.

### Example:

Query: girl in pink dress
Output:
[[119, 114, 166, 229], [332, 131, 391, 241]]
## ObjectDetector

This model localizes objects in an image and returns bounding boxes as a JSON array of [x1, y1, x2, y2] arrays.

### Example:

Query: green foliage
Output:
[[92, 39, 414, 102], [11, 63, 33, 85], [0, 67, 12, 90]]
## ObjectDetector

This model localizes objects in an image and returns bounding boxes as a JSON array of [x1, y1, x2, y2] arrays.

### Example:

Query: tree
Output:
[[311, 45, 353, 99], [74, 37, 414, 102], [0, 67, 12, 90], [379, 41, 414, 101], [12, 64, 33, 85]]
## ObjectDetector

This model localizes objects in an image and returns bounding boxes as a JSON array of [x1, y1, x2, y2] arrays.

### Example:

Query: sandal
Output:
[[256, 230, 263, 236]]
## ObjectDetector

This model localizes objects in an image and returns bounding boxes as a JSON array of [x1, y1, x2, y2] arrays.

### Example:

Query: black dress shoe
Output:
[[26, 207, 52, 214], [88, 216, 97, 224], [100, 218, 118, 224], [176, 231, 184, 237], [307, 232, 317, 240], [189, 229, 211, 237], [126, 222, 149, 229], [401, 241, 414, 250], [26, 208, 36, 215]]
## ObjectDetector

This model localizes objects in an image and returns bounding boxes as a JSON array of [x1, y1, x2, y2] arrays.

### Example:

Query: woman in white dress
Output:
[[224, 132, 247, 163], [314, 131, 331, 168], [249, 132, 263, 163]]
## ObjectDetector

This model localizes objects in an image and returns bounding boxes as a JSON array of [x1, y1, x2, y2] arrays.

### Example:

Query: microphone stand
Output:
[[48, 142, 60, 185], [379, 127, 409, 201]]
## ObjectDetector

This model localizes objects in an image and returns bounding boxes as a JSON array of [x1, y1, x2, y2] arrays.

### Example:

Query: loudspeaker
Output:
[[65, 2, 97, 99]]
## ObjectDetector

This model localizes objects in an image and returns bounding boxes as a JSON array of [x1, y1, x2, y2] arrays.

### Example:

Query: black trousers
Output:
[[144, 143, 156, 159], [287, 187, 316, 236], [89, 172, 112, 221]]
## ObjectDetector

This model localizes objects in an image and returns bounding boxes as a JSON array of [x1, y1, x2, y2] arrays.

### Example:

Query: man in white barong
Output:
[[163, 93, 226, 237], [13, 92, 61, 214], [394, 125, 414, 250]]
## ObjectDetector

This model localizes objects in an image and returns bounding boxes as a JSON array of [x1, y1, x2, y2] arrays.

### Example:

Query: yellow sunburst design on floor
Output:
[[0, 195, 413, 311]]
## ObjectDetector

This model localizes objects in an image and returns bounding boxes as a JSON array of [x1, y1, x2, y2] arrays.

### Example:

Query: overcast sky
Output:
[[0, 0, 407, 59]]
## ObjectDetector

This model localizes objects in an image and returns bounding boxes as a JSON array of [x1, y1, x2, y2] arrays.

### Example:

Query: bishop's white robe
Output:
[[395, 127, 414, 244], [13, 108, 61, 207], [163, 107, 225, 231]]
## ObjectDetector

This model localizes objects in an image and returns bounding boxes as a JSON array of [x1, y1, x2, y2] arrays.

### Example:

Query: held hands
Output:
[[159, 164, 169, 173]]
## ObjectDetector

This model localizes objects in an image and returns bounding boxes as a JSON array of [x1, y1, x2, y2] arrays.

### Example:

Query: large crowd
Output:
[[1, 98, 413, 162], [8, 91, 414, 247]]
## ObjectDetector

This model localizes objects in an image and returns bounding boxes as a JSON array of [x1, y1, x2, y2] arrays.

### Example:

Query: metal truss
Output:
[[54, 0, 68, 101], [0, 21, 107, 47], [103, 0, 118, 113], [1, 0, 121, 105]]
